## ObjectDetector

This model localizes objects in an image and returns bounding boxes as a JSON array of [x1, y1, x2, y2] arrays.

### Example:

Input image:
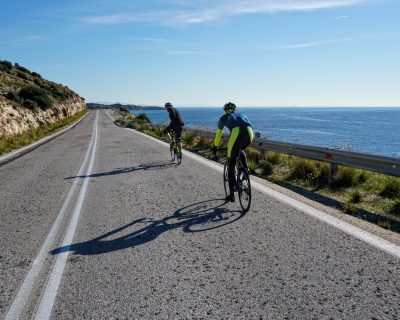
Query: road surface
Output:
[[1, 110, 400, 319]]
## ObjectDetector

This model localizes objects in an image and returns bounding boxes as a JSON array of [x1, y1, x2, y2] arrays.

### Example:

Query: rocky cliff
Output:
[[0, 60, 86, 137]]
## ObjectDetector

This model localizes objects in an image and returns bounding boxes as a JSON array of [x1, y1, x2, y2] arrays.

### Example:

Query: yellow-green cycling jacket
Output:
[[214, 112, 254, 158]]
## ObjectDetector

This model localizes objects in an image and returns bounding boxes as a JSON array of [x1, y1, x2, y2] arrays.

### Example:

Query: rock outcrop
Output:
[[0, 60, 86, 137], [0, 96, 85, 137]]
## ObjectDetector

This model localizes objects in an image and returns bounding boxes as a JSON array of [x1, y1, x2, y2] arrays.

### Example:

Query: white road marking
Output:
[[105, 110, 116, 122], [5, 112, 97, 320], [123, 122, 400, 259], [34, 111, 98, 320]]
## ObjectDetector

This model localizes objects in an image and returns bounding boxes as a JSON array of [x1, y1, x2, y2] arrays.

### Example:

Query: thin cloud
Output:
[[82, 0, 370, 27], [167, 50, 208, 55], [8, 35, 46, 46], [268, 35, 370, 50], [128, 37, 171, 43]]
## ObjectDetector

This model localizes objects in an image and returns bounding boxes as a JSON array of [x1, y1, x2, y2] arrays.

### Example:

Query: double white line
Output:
[[6, 111, 99, 320]]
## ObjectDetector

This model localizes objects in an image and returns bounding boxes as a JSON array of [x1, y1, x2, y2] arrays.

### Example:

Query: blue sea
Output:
[[130, 107, 400, 158]]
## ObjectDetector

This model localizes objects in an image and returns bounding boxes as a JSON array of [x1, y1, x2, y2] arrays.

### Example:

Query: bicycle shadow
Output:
[[64, 161, 176, 179], [51, 198, 244, 256]]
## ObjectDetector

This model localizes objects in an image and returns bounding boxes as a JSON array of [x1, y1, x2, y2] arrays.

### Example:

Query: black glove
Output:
[[212, 146, 218, 157]]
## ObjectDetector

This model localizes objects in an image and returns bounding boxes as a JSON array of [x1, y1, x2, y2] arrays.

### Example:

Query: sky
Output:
[[1, 0, 400, 107]]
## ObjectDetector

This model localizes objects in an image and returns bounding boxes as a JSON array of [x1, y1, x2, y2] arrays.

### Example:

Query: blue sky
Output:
[[1, 0, 399, 106]]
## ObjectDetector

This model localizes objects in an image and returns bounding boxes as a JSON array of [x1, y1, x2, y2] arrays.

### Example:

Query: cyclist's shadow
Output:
[[51, 199, 244, 256], [64, 161, 176, 179]]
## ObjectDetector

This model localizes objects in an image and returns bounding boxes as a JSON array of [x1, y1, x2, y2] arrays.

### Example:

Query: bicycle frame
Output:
[[222, 147, 251, 212], [166, 131, 182, 164]]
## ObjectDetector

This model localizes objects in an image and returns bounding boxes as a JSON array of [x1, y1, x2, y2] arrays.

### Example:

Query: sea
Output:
[[129, 107, 400, 158]]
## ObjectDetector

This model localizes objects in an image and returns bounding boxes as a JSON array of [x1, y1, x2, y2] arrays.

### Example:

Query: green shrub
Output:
[[23, 99, 38, 110], [50, 88, 69, 101], [349, 190, 362, 203], [195, 136, 211, 149], [247, 147, 260, 163], [156, 127, 166, 139], [331, 167, 358, 189], [17, 71, 28, 79], [33, 78, 42, 86], [248, 160, 256, 174], [5, 91, 16, 100], [390, 201, 400, 216], [377, 220, 391, 230], [316, 163, 330, 185], [266, 151, 281, 165], [0, 60, 13, 70], [135, 113, 151, 123], [5, 91, 24, 104], [380, 179, 400, 199], [358, 172, 368, 184], [126, 121, 136, 129], [14, 63, 31, 74], [342, 202, 357, 215], [19, 86, 53, 110], [290, 158, 318, 183], [259, 160, 273, 176], [183, 132, 196, 146], [31, 72, 41, 78]]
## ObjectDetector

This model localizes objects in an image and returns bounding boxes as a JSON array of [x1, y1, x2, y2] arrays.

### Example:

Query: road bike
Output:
[[167, 132, 182, 164], [221, 148, 252, 212]]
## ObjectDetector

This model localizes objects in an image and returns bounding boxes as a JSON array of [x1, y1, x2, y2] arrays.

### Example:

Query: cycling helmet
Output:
[[223, 102, 236, 113], [165, 102, 173, 109]]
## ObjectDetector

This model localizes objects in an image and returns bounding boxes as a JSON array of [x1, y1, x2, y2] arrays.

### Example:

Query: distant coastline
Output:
[[86, 102, 163, 111]]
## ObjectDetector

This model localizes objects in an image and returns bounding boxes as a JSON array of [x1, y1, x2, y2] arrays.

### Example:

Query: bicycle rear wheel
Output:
[[223, 163, 229, 196], [177, 146, 182, 164], [238, 168, 251, 213], [170, 144, 175, 161]]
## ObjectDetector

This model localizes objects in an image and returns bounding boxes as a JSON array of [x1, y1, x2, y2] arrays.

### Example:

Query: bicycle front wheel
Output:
[[170, 146, 175, 161], [223, 163, 229, 196], [238, 168, 251, 213]]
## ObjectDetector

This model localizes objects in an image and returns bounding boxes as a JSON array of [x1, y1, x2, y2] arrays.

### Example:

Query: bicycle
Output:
[[167, 132, 182, 164], [219, 148, 252, 213]]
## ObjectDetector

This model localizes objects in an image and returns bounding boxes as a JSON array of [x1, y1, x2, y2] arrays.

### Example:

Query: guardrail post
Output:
[[328, 163, 338, 187], [255, 132, 264, 161]]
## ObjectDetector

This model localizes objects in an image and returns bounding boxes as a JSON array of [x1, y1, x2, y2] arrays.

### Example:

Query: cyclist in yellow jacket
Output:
[[212, 102, 254, 202]]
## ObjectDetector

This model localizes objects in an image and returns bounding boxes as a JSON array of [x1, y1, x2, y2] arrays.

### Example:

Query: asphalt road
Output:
[[1, 110, 400, 320]]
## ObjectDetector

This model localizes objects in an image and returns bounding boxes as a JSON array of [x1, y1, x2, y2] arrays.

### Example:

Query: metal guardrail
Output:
[[252, 138, 400, 177], [186, 127, 400, 178], [146, 123, 400, 178]]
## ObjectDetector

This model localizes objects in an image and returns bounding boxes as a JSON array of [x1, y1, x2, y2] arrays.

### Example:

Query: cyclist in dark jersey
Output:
[[212, 102, 254, 202], [164, 102, 184, 149]]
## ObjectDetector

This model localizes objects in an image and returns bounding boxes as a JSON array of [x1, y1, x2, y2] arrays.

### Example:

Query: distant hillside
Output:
[[0, 60, 85, 137], [87, 103, 163, 111]]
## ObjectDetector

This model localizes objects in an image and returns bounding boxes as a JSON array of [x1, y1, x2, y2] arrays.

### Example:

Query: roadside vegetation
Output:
[[0, 109, 88, 156], [116, 111, 400, 231], [0, 60, 81, 110]]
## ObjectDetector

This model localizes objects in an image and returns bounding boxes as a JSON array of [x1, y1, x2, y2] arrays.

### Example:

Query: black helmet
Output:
[[223, 102, 236, 113], [165, 102, 173, 109]]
